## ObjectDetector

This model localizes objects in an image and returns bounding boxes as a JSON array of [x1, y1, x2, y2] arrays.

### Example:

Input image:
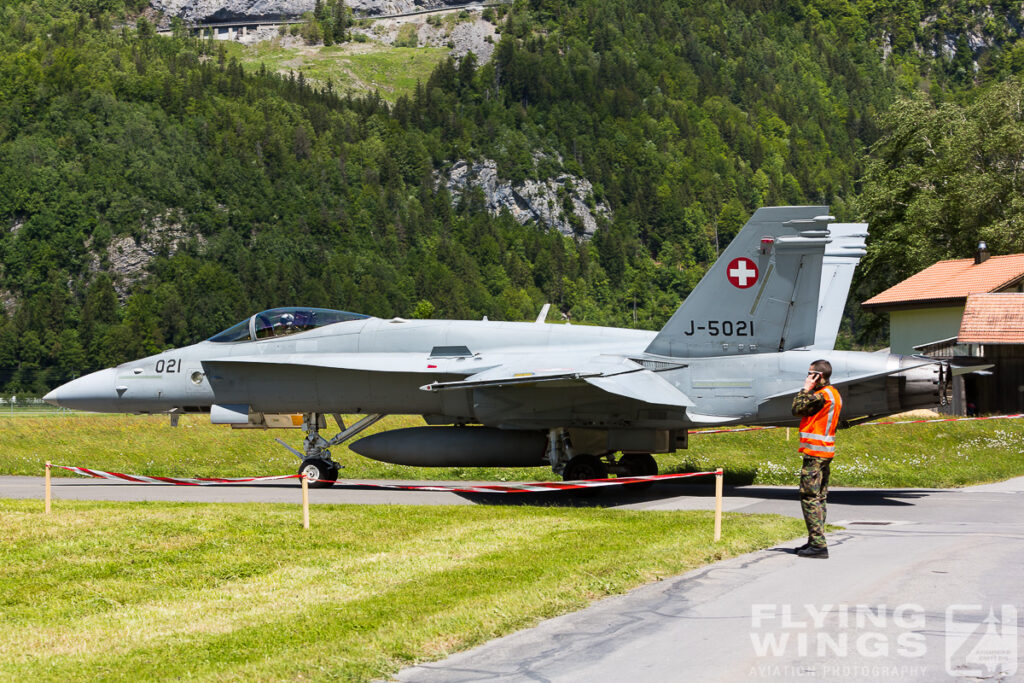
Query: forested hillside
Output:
[[2, 0, 1024, 392]]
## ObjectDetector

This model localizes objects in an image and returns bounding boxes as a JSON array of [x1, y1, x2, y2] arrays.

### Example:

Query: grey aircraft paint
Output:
[[44, 206, 945, 486]]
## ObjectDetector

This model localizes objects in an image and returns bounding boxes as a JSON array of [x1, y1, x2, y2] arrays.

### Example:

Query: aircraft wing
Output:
[[422, 357, 695, 409], [202, 353, 693, 408]]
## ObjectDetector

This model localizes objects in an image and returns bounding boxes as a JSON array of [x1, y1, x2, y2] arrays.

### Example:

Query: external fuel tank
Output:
[[350, 427, 549, 467]]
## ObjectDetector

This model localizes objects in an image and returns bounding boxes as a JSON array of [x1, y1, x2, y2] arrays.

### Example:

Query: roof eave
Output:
[[861, 297, 968, 312]]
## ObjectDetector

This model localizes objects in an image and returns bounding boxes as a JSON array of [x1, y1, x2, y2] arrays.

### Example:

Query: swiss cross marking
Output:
[[726, 257, 758, 289]]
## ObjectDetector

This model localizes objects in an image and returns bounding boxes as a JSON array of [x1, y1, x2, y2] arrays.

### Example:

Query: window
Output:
[[208, 318, 251, 343]]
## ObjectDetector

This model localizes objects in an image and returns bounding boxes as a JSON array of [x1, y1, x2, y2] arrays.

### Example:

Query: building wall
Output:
[[890, 306, 965, 354], [975, 345, 1024, 414]]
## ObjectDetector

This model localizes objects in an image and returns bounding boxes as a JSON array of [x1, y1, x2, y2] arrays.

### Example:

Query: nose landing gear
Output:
[[277, 413, 386, 488]]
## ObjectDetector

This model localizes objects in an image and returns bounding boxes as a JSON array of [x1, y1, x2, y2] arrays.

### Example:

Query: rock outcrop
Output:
[[362, 14, 496, 63], [88, 215, 204, 299], [439, 159, 611, 239], [150, 0, 470, 24]]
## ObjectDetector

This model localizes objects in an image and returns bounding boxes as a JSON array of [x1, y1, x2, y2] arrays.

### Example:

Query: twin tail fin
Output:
[[646, 206, 833, 358]]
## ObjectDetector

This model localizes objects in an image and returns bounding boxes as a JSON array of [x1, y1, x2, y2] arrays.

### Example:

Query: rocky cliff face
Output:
[[150, 0, 469, 23], [87, 215, 204, 299], [361, 13, 496, 63], [439, 159, 611, 239]]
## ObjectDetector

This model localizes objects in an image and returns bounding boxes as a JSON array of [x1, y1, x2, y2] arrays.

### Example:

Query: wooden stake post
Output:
[[301, 474, 310, 529], [713, 467, 723, 542], [45, 461, 51, 515]]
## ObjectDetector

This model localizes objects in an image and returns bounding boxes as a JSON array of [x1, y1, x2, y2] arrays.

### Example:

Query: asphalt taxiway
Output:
[[2, 474, 1021, 681]]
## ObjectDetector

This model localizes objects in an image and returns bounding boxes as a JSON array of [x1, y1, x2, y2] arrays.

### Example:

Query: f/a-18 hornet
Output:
[[45, 207, 949, 486]]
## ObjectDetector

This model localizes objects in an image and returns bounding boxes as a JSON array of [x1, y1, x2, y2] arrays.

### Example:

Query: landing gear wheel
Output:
[[620, 453, 658, 477], [563, 454, 609, 482], [619, 453, 658, 489], [299, 459, 339, 488]]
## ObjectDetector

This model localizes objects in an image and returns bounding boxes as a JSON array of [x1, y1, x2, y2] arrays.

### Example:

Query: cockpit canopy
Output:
[[208, 308, 369, 343]]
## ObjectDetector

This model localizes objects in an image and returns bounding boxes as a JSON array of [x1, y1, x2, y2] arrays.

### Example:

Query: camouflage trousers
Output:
[[800, 455, 832, 548]]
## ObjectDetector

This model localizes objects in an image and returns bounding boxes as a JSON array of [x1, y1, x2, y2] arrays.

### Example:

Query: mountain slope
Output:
[[2, 0, 1024, 390]]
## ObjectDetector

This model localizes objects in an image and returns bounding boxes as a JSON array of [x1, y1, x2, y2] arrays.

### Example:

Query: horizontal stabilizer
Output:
[[583, 371, 693, 408], [756, 360, 937, 406], [951, 362, 994, 376]]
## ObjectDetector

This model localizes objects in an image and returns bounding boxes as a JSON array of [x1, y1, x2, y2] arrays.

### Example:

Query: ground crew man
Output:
[[791, 359, 842, 559]]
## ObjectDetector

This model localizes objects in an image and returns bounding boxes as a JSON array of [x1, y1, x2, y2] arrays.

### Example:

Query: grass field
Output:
[[5, 413, 1011, 680], [220, 40, 450, 102], [0, 499, 804, 681], [2, 413, 1023, 488]]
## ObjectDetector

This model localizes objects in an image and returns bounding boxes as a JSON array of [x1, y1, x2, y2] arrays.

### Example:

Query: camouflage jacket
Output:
[[792, 388, 826, 417]]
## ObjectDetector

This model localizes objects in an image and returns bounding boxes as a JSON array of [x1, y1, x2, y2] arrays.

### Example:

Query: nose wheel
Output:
[[299, 458, 340, 488], [276, 412, 387, 489]]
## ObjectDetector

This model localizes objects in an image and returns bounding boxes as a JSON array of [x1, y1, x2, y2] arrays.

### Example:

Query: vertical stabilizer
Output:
[[645, 206, 831, 358], [811, 223, 869, 349]]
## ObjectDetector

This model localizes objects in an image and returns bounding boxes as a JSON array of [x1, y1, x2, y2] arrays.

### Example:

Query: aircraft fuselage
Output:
[[46, 316, 938, 431]]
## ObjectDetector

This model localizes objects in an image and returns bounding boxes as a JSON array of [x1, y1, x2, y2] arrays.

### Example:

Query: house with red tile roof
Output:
[[863, 246, 1024, 414], [862, 247, 1024, 354], [959, 293, 1024, 345]]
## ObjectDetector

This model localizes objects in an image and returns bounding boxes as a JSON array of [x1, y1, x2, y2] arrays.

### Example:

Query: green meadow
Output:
[[4, 413, 1019, 681], [2, 412, 1023, 488], [0, 499, 804, 681], [220, 40, 450, 102]]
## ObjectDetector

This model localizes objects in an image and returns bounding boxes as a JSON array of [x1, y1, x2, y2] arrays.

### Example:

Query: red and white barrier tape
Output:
[[54, 465, 301, 486], [860, 413, 1024, 427], [49, 414, 1023, 490], [688, 412, 1024, 436], [52, 465, 719, 493], [312, 470, 720, 493]]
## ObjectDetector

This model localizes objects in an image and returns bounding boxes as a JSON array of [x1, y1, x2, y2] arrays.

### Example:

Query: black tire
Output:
[[298, 459, 339, 488], [619, 453, 658, 489], [563, 454, 609, 482], [619, 453, 658, 477]]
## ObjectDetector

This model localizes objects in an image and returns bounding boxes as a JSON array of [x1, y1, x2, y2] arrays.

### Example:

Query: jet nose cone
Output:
[[44, 368, 120, 411]]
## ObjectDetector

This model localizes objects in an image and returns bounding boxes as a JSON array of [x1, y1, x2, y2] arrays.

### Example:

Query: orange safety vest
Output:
[[799, 385, 843, 459]]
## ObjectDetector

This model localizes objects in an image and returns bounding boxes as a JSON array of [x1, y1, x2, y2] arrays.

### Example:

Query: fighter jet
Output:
[[44, 207, 945, 486]]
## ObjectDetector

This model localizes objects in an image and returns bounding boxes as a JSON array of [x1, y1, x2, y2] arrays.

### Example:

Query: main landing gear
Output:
[[277, 413, 385, 488], [546, 428, 659, 485]]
